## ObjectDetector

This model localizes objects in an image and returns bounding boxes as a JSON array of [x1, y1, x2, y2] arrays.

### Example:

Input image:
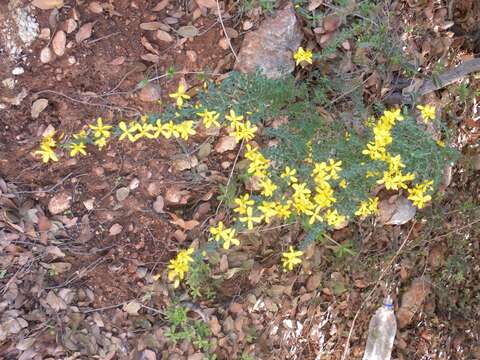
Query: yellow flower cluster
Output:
[[355, 197, 379, 217], [407, 180, 433, 208], [167, 247, 194, 288], [361, 109, 416, 191], [34, 132, 59, 163], [209, 221, 239, 249]]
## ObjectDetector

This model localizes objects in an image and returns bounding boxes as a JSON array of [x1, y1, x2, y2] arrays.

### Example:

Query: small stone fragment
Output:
[[138, 84, 161, 102], [128, 177, 140, 190], [40, 47, 53, 63], [31, 98, 48, 119], [12, 67, 25, 75], [109, 223, 123, 236], [116, 187, 130, 202], [52, 30, 66, 56], [153, 195, 165, 213]]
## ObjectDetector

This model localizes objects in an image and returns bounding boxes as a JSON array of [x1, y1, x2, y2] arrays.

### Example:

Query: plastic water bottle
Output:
[[362, 296, 397, 360]]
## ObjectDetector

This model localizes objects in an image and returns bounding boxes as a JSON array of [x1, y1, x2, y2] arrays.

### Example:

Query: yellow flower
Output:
[[225, 110, 244, 129], [275, 202, 292, 219], [281, 246, 303, 271], [362, 142, 386, 161], [258, 201, 278, 224], [34, 144, 58, 163], [73, 130, 87, 141], [176, 120, 196, 140], [89, 117, 112, 138], [355, 197, 379, 217], [159, 120, 180, 139], [407, 180, 433, 209], [325, 209, 346, 227], [281, 166, 298, 184], [417, 104, 436, 122], [169, 84, 191, 108], [293, 47, 313, 65], [94, 136, 108, 150], [234, 194, 255, 215], [197, 109, 220, 128], [167, 247, 194, 288], [209, 221, 229, 241], [118, 121, 138, 142], [339, 179, 347, 188], [259, 178, 277, 197], [221, 228, 240, 250], [239, 207, 262, 230], [133, 122, 156, 140], [69, 142, 87, 157], [313, 184, 336, 208], [326, 159, 342, 179], [305, 205, 323, 225], [377, 169, 415, 190], [292, 194, 315, 214], [231, 120, 258, 142], [292, 182, 311, 198]]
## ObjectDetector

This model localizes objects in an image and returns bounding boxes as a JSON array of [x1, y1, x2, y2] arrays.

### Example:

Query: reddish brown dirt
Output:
[[0, 0, 232, 307]]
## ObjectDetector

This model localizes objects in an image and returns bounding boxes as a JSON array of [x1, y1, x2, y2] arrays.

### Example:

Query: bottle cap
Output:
[[383, 295, 394, 309]]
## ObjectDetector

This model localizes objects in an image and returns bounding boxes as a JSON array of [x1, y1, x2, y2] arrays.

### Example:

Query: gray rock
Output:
[[234, 4, 303, 79]]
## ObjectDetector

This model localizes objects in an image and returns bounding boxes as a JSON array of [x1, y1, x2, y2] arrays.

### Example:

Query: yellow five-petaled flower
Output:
[[169, 84, 191, 108], [417, 104, 436, 122], [69, 142, 87, 157], [293, 47, 313, 65], [89, 117, 112, 138], [281, 246, 303, 271]]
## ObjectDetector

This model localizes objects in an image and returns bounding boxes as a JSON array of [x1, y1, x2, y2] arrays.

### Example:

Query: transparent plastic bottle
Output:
[[362, 296, 397, 360]]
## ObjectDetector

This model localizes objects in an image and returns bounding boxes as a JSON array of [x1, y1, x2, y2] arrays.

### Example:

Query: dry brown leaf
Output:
[[169, 213, 199, 230], [76, 22, 94, 43], [31, 98, 48, 119], [52, 30, 66, 56], [140, 53, 160, 63], [152, 0, 169, 11], [141, 36, 159, 54], [45, 291, 67, 311], [397, 277, 432, 328], [109, 56, 125, 65], [164, 187, 190, 204], [172, 155, 198, 171], [195, 0, 216, 8], [323, 15, 341, 32], [140, 22, 164, 31], [177, 25, 199, 38], [32, 0, 64, 10], [215, 136, 237, 153], [48, 192, 72, 215], [64, 18, 77, 34], [308, 0, 323, 11], [156, 29, 173, 42]]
